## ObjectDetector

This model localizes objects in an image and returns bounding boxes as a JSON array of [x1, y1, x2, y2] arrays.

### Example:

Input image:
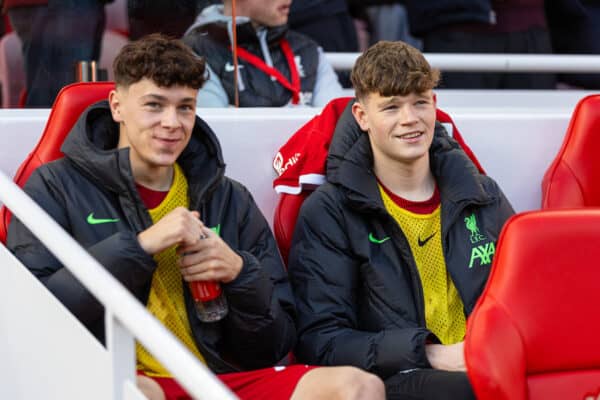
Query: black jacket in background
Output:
[[288, 103, 515, 378], [544, 0, 600, 89], [7, 101, 296, 374], [289, 0, 349, 25], [126, 0, 218, 39], [403, 0, 494, 36]]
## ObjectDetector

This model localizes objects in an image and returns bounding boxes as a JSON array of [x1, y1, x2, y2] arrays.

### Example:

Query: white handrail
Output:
[[0, 170, 237, 400], [326, 52, 600, 73]]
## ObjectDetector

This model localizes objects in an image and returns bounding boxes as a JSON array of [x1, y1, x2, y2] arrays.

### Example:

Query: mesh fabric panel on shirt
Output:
[[379, 185, 466, 345], [136, 163, 206, 377]]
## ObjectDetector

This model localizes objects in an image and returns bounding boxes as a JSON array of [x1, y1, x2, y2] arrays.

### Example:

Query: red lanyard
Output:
[[234, 39, 301, 104]]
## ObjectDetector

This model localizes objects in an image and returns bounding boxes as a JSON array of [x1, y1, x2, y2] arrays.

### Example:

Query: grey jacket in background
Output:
[[184, 5, 343, 107]]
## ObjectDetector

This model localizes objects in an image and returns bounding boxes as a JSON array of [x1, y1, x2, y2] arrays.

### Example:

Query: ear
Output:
[[432, 92, 437, 108], [351, 101, 369, 132], [108, 89, 124, 123]]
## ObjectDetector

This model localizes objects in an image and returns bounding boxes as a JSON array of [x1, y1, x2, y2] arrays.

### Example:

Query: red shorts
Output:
[[139, 365, 317, 400]]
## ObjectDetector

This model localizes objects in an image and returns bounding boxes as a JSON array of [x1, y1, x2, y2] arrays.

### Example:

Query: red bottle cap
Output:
[[190, 281, 222, 302]]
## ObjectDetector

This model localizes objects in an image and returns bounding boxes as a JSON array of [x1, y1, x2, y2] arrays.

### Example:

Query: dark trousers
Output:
[[385, 369, 476, 400], [8, 1, 105, 107], [423, 27, 555, 90]]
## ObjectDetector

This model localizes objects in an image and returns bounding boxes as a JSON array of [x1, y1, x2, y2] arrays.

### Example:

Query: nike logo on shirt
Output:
[[87, 213, 120, 225], [225, 63, 244, 73], [369, 233, 390, 244], [418, 231, 437, 247]]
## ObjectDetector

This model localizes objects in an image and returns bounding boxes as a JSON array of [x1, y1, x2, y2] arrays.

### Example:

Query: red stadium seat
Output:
[[465, 209, 600, 400], [273, 191, 310, 264], [541, 94, 600, 208], [0, 81, 114, 243]]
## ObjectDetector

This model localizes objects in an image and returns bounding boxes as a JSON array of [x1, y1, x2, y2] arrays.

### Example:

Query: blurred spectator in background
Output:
[[184, 0, 343, 107], [545, 0, 600, 90], [288, 0, 357, 54], [4, 0, 111, 107], [0, 14, 6, 37], [127, 0, 221, 40], [403, 0, 556, 89], [348, 0, 420, 50], [288, 0, 357, 86]]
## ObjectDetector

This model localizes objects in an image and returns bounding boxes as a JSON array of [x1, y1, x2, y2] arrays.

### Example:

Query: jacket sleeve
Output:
[[288, 190, 432, 378], [196, 64, 230, 108], [311, 48, 345, 107], [221, 185, 297, 369], [478, 176, 516, 238], [7, 169, 156, 329], [491, 179, 516, 235]]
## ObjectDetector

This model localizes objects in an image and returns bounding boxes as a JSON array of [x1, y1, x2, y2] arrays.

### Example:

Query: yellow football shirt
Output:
[[136, 163, 206, 377], [379, 185, 466, 345]]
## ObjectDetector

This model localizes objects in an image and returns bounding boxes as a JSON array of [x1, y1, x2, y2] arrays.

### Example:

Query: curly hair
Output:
[[351, 41, 440, 100], [113, 33, 206, 89]]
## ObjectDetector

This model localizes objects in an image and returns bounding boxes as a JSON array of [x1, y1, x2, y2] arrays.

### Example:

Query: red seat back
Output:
[[465, 210, 600, 400], [273, 192, 310, 264], [542, 95, 600, 208], [0, 82, 115, 244]]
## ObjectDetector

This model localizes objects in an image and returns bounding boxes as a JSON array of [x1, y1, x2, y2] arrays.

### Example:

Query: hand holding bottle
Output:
[[178, 224, 243, 322], [137, 207, 203, 255], [178, 224, 243, 283]]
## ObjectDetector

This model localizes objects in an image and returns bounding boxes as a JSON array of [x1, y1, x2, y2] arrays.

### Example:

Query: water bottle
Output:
[[189, 281, 228, 322]]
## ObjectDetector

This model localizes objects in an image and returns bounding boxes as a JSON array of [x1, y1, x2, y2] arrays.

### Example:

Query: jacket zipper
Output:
[[386, 216, 427, 326]]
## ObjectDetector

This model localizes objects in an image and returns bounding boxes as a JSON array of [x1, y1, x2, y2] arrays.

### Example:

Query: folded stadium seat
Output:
[[541, 94, 600, 208], [0, 82, 114, 244], [465, 209, 600, 400], [272, 97, 485, 264], [0, 31, 26, 108]]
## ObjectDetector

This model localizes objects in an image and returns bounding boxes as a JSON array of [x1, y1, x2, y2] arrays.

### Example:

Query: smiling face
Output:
[[109, 78, 198, 179], [352, 90, 437, 168], [233, 0, 291, 27]]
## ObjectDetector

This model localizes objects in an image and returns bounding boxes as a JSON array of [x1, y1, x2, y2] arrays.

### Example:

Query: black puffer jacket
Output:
[[403, 0, 494, 36], [7, 101, 296, 374], [288, 104, 514, 378], [289, 0, 349, 24]]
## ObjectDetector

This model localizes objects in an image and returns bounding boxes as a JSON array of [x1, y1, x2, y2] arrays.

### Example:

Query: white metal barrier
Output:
[[0, 244, 112, 400], [326, 52, 600, 73], [0, 171, 237, 400]]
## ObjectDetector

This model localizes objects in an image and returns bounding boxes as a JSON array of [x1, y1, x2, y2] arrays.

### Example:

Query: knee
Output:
[[332, 366, 385, 400], [136, 375, 166, 400], [292, 366, 385, 400]]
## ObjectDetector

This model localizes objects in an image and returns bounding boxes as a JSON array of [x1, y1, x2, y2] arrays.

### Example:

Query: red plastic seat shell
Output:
[[0, 82, 115, 243]]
